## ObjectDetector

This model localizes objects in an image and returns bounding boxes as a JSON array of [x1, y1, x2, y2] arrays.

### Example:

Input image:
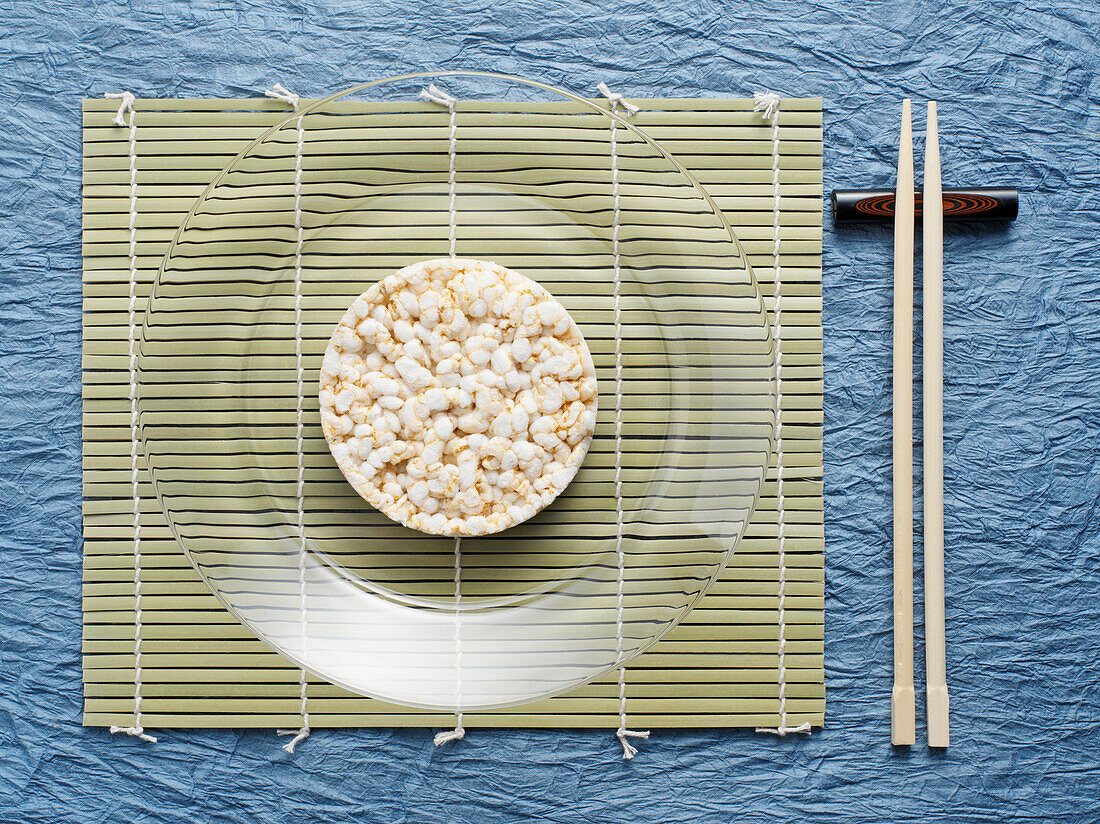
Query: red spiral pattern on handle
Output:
[[854, 192, 1001, 218], [853, 193, 897, 218], [938, 192, 998, 215]]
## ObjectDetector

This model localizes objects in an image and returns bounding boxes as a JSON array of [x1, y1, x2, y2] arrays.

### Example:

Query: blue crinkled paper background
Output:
[[2, 1, 1100, 821]]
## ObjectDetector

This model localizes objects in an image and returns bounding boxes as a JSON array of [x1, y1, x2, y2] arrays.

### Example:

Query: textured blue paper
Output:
[[3, 0, 1100, 821]]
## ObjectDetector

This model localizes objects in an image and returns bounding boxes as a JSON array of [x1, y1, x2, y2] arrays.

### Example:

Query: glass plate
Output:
[[138, 72, 776, 711]]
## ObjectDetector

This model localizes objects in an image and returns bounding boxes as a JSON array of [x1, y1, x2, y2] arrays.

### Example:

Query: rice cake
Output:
[[319, 258, 598, 537]]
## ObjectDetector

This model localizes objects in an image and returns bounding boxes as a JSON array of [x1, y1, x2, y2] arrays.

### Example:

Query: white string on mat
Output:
[[267, 85, 312, 754], [433, 537, 465, 747], [265, 82, 300, 110], [420, 83, 458, 259], [600, 82, 649, 760], [104, 90, 156, 745], [105, 90, 136, 128], [421, 83, 466, 748], [752, 90, 811, 738], [597, 82, 640, 116]]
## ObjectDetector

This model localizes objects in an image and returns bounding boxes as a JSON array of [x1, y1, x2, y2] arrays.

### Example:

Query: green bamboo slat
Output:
[[78, 713, 824, 730], [81, 449, 823, 472], [81, 354, 822, 377], [79, 426, 821, 449], [82, 96, 824, 730], [81, 694, 826, 718], [82, 136, 823, 160], [82, 681, 825, 700], [61, 488, 773, 518], [81, 95, 820, 110], [81, 378, 822, 400], [82, 195, 823, 219], [80, 596, 826, 620], [80, 439, 823, 462], [83, 508, 820, 539], [81, 472, 821, 504], [80, 625, 825, 649], [82, 341, 822, 363], [79, 713, 824, 730], [82, 113, 823, 134], [81, 653, 827, 681], [81, 295, 822, 316], [83, 212, 823, 235], [81, 650, 824, 672], [81, 521, 822, 547], [81, 149, 822, 174], [80, 361, 823, 382], [85, 669, 832, 691], [79, 256, 823, 278], [90, 316, 817, 341], [83, 186, 823, 215]]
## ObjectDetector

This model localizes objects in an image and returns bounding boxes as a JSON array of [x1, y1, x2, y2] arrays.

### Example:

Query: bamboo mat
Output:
[[81, 96, 824, 729]]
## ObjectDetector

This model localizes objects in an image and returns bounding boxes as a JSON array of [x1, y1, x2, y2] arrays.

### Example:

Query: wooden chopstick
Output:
[[891, 98, 916, 747], [923, 101, 950, 748]]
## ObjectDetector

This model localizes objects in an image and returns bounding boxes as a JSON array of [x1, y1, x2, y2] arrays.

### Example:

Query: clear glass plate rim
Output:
[[135, 71, 779, 710]]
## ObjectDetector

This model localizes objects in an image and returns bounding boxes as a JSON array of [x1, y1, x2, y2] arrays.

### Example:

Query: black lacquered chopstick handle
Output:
[[832, 186, 1018, 224]]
